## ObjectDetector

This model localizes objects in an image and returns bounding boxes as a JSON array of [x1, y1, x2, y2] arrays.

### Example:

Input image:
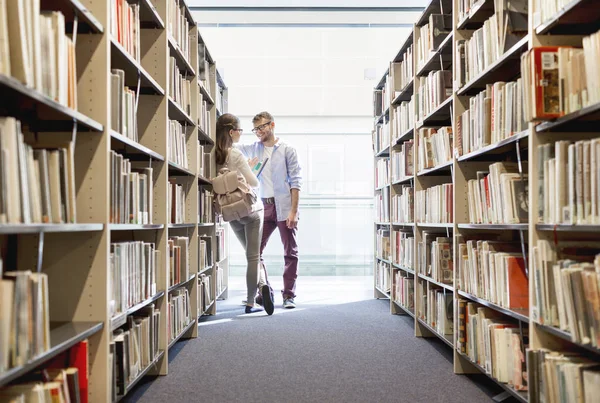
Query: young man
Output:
[[236, 111, 302, 309]]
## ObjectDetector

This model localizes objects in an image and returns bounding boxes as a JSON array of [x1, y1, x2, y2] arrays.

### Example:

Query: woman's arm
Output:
[[232, 149, 259, 187]]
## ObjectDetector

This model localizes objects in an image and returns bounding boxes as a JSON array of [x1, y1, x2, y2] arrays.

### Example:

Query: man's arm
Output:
[[234, 143, 254, 157], [285, 146, 302, 229]]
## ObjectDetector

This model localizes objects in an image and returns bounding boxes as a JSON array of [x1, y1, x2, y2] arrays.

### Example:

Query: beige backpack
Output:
[[211, 167, 257, 222]]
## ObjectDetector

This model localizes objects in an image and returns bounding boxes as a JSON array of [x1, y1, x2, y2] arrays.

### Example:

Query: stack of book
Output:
[[417, 127, 453, 172], [391, 140, 414, 182], [168, 120, 189, 168], [111, 0, 140, 62], [415, 183, 453, 224], [416, 71, 452, 121], [110, 152, 154, 225], [168, 236, 190, 287], [393, 230, 414, 268], [110, 69, 138, 141], [392, 186, 414, 224], [168, 179, 186, 224], [168, 288, 191, 342]]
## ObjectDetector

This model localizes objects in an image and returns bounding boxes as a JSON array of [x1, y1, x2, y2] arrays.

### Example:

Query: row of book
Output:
[[457, 0, 487, 23], [198, 146, 212, 179], [375, 186, 390, 223], [373, 122, 390, 155], [109, 241, 159, 316], [455, 1, 527, 90], [168, 288, 191, 344], [199, 237, 212, 272], [417, 283, 453, 336], [215, 227, 226, 263], [1, 270, 50, 374], [198, 273, 213, 314], [111, 0, 140, 62], [199, 188, 214, 224], [457, 239, 528, 310], [415, 183, 453, 224], [111, 304, 160, 399], [527, 348, 600, 403], [169, 120, 189, 169], [110, 151, 154, 224], [532, 239, 600, 348], [0, 117, 77, 224], [531, 0, 578, 29], [198, 43, 212, 103], [376, 260, 391, 294], [393, 230, 414, 269], [169, 236, 190, 287], [391, 141, 414, 182], [414, 14, 451, 72], [169, 57, 193, 116], [169, 179, 186, 224], [392, 99, 414, 141], [417, 127, 453, 172], [198, 96, 211, 135], [391, 45, 413, 94], [216, 265, 225, 298], [376, 228, 391, 262], [415, 70, 452, 122], [458, 301, 528, 391], [537, 138, 600, 226], [393, 271, 414, 311], [392, 186, 414, 224], [110, 69, 138, 141], [375, 158, 390, 189], [466, 162, 528, 225], [456, 79, 526, 157], [168, 0, 192, 63], [0, 5, 76, 109], [417, 232, 451, 281]]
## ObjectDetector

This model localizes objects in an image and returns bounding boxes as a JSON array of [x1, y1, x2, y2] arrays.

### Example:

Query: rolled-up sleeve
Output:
[[286, 146, 302, 190]]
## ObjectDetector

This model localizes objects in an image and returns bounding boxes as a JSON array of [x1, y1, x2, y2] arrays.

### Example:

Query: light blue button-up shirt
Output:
[[235, 140, 302, 221]]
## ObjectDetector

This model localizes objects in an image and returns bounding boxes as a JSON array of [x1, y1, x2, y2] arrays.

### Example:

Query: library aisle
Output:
[[127, 276, 499, 402]]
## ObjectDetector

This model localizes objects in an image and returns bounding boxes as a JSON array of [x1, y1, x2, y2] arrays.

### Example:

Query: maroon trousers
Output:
[[260, 202, 298, 299]]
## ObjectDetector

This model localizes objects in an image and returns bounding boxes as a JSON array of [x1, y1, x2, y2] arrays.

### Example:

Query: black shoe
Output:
[[262, 285, 274, 315], [245, 306, 263, 314]]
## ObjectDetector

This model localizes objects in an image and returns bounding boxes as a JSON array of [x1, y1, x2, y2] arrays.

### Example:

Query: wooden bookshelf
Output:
[[0, 0, 228, 401]]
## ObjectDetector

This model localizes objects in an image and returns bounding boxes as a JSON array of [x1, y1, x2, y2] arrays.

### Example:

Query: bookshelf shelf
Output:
[[167, 223, 197, 229], [199, 265, 213, 275], [393, 300, 416, 318], [109, 224, 165, 231], [416, 223, 453, 229], [417, 160, 453, 177], [534, 322, 600, 356], [0, 74, 103, 132], [455, 350, 528, 403], [392, 176, 413, 186], [198, 175, 212, 185], [110, 130, 165, 161], [0, 321, 103, 388], [375, 145, 390, 158], [456, 0, 495, 30], [392, 263, 415, 275], [376, 69, 389, 90], [40, 0, 104, 33], [457, 130, 529, 162], [416, 33, 454, 77], [111, 291, 165, 331], [110, 39, 165, 95], [169, 274, 197, 293], [391, 222, 415, 228], [198, 82, 215, 106], [457, 36, 528, 96], [198, 223, 215, 227], [168, 97, 195, 126], [417, 318, 454, 348], [375, 285, 391, 298], [138, 0, 165, 29], [168, 321, 196, 349], [375, 222, 391, 226], [457, 290, 529, 322], [168, 161, 195, 177], [395, 128, 415, 145], [168, 36, 196, 76], [116, 350, 165, 402], [376, 108, 390, 125], [416, 96, 453, 129], [416, 0, 453, 27], [457, 223, 528, 231], [376, 257, 392, 264], [0, 224, 103, 234], [393, 31, 414, 63], [535, 101, 600, 133], [535, 0, 600, 35], [392, 80, 414, 105], [376, 183, 391, 191], [198, 127, 215, 145], [536, 224, 600, 232], [418, 274, 454, 292], [216, 286, 228, 300]]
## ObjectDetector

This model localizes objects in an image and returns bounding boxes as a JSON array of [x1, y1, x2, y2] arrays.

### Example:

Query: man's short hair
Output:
[[252, 111, 274, 124]]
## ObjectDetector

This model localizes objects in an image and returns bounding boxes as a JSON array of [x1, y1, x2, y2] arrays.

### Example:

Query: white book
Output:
[[6, 0, 32, 85]]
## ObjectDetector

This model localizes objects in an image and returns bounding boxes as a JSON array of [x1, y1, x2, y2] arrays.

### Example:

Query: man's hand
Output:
[[286, 211, 298, 229], [248, 157, 259, 169]]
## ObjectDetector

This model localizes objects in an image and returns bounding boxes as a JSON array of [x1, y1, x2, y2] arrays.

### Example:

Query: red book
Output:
[[506, 256, 528, 310], [530, 47, 565, 120], [47, 340, 89, 403]]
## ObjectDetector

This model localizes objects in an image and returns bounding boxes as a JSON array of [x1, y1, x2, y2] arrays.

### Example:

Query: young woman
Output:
[[215, 113, 274, 315]]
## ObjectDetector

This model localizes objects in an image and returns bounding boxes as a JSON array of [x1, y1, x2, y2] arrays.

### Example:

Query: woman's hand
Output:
[[248, 157, 259, 168]]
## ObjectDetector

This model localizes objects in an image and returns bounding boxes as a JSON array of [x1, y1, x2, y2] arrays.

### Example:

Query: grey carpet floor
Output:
[[127, 276, 503, 403]]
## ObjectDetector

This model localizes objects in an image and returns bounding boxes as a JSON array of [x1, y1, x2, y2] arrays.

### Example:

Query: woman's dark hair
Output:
[[215, 113, 240, 166]]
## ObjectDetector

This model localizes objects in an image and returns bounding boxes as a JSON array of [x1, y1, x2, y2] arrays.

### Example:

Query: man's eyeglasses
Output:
[[252, 121, 272, 134]]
